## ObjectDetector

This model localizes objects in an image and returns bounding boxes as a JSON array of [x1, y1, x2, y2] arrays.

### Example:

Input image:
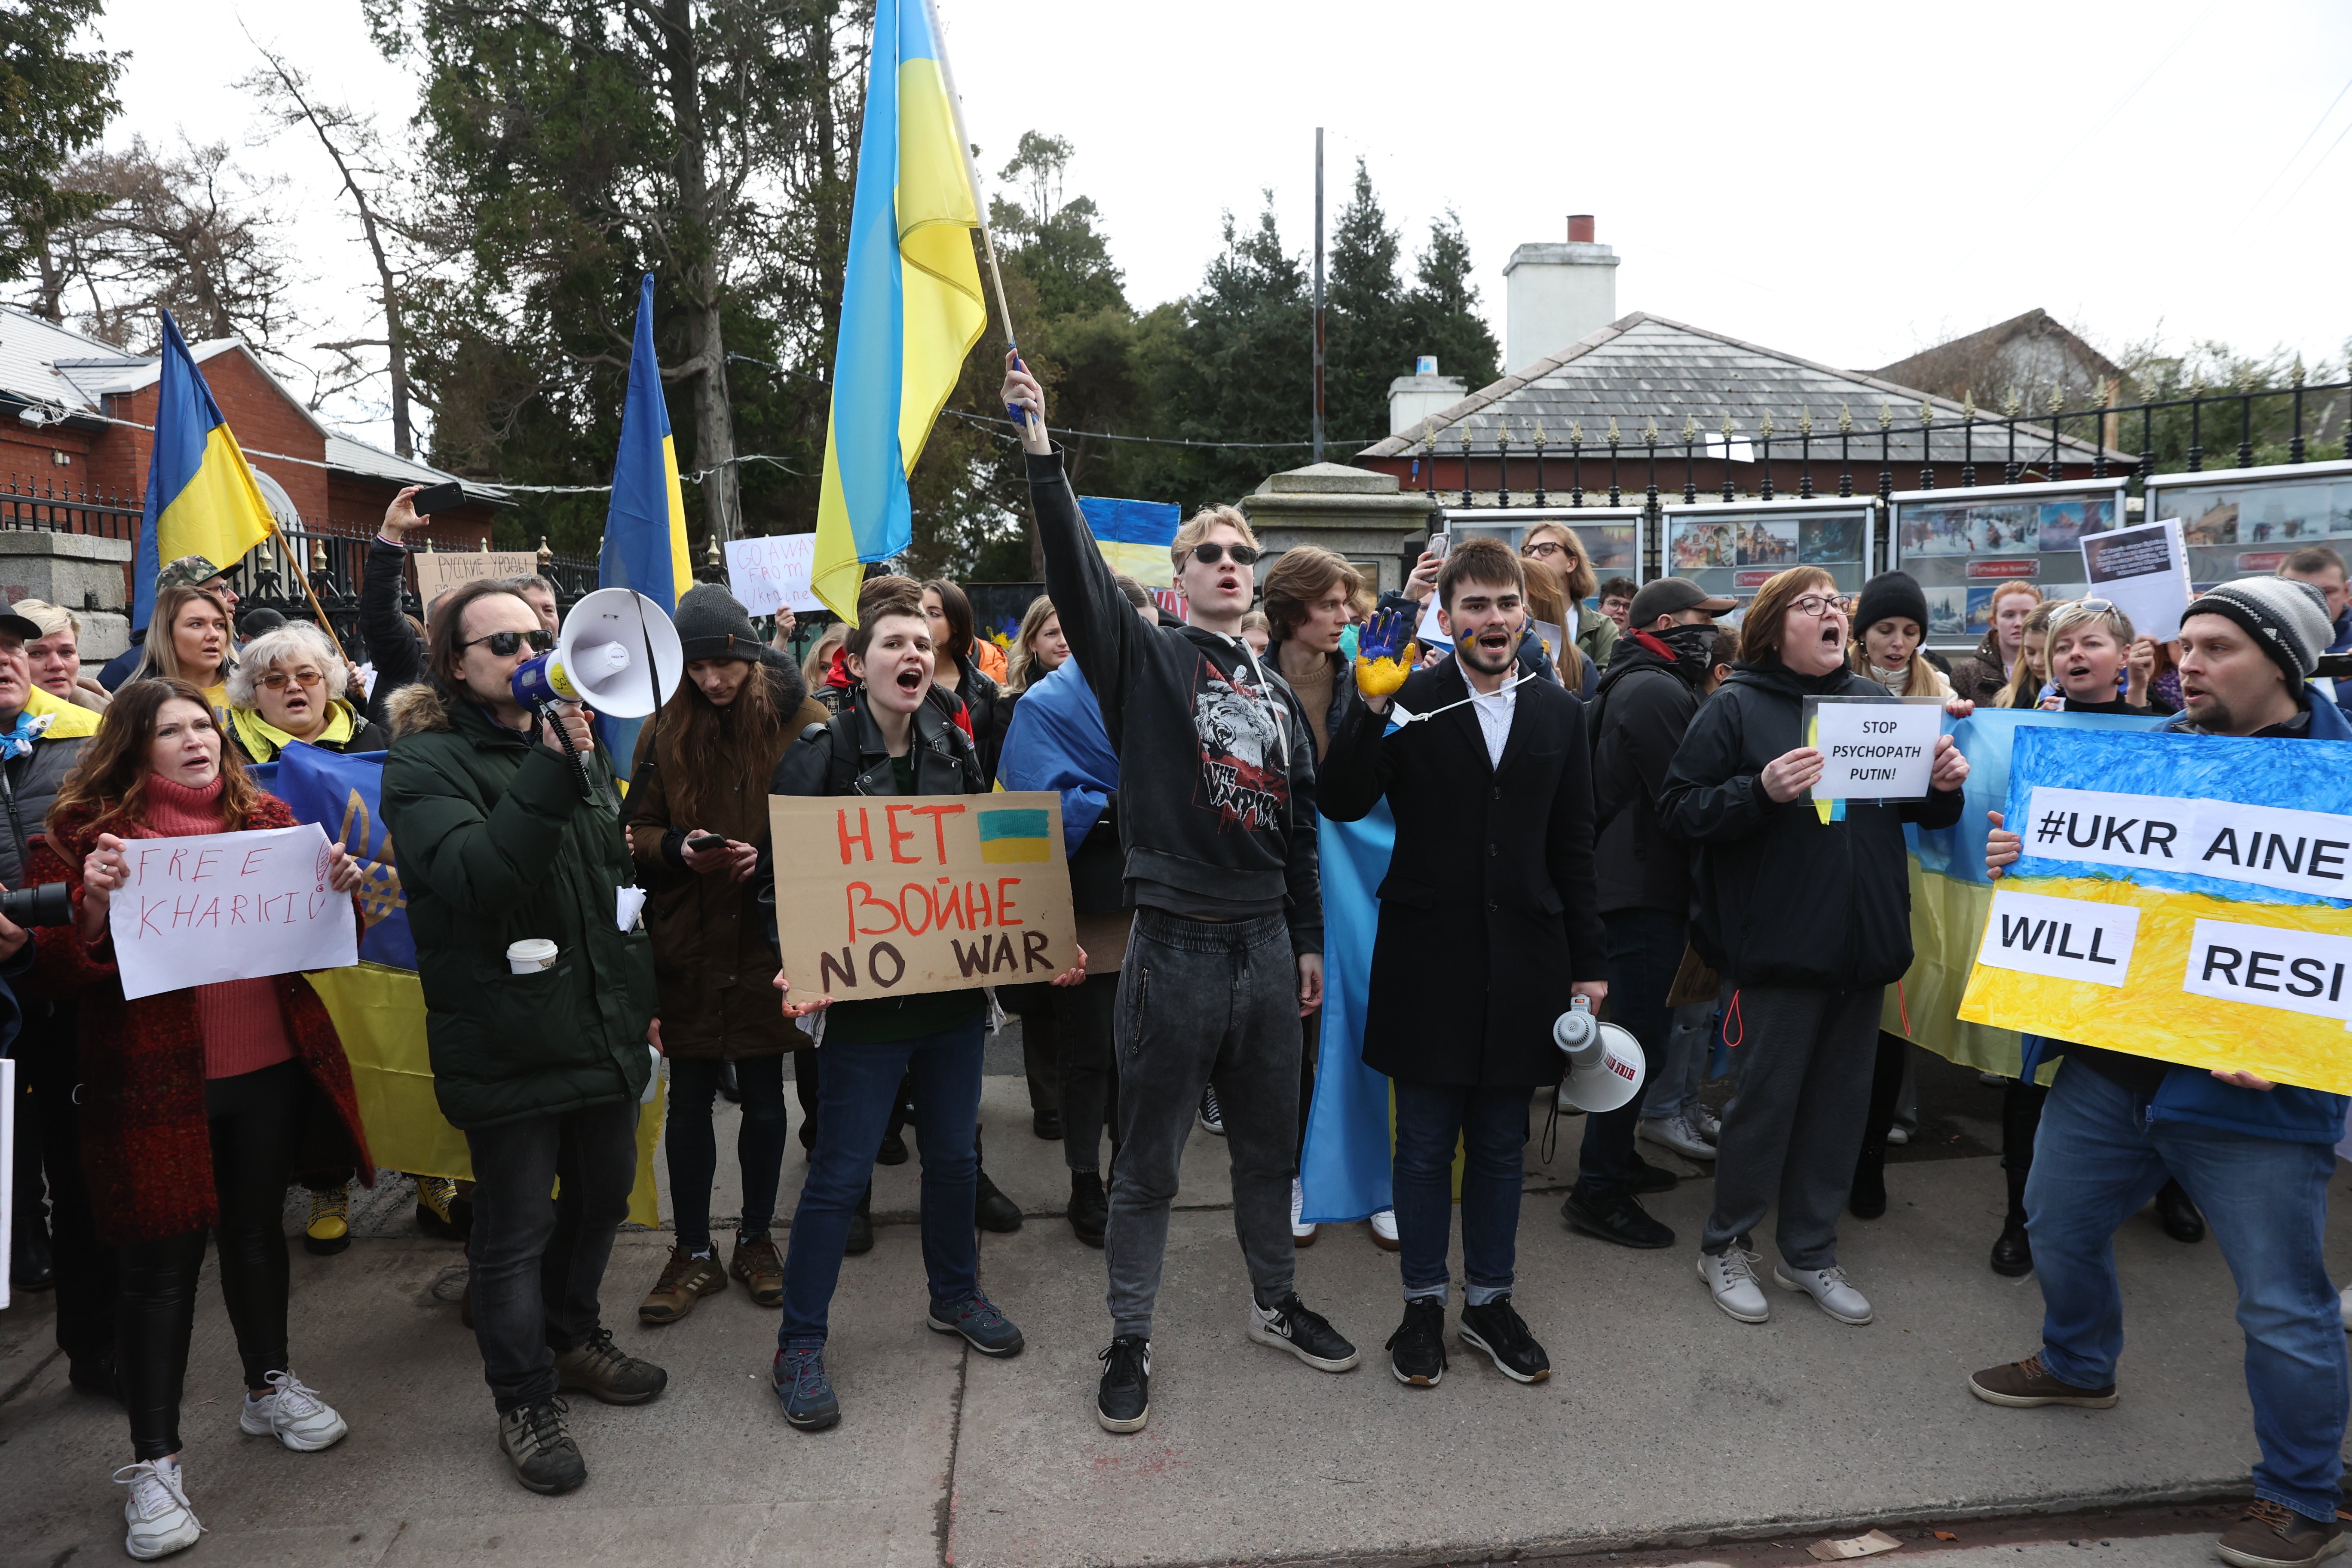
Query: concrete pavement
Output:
[[3, 1060, 2344, 1568]]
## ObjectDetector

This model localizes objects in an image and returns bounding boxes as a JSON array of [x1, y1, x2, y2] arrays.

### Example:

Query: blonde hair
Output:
[[801, 623, 847, 690], [1846, 639, 1942, 696], [1521, 522, 1598, 603], [2046, 597, 2136, 655], [226, 621, 349, 708], [13, 598, 78, 639], [1007, 595, 1059, 693], [134, 583, 236, 687], [1993, 601, 2061, 708], [1239, 609, 1270, 636], [1516, 555, 1587, 690], [1170, 504, 1259, 574]]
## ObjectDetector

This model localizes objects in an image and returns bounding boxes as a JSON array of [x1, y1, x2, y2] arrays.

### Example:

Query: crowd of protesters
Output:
[[9, 364, 2352, 1567]]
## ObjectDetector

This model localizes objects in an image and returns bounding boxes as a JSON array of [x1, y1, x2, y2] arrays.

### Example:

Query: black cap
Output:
[[1626, 576, 1737, 628], [0, 612, 40, 642], [1853, 570, 1930, 635]]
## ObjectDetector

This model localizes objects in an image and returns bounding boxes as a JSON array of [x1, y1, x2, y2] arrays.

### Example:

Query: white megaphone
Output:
[[1552, 995, 1647, 1113], [509, 587, 685, 719]]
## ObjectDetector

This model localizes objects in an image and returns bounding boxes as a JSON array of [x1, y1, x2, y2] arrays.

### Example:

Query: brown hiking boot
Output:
[[1967, 1351, 2117, 1409], [2215, 1499, 2346, 1567], [639, 1246, 726, 1325], [729, 1234, 784, 1308], [554, 1326, 668, 1405]]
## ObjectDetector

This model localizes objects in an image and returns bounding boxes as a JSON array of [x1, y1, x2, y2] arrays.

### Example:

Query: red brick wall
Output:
[[0, 422, 104, 495]]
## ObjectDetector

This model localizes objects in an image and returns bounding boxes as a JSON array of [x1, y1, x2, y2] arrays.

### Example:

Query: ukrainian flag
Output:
[[976, 807, 1051, 864], [599, 273, 693, 777], [132, 310, 276, 631], [811, 0, 988, 622], [1079, 496, 1182, 588]]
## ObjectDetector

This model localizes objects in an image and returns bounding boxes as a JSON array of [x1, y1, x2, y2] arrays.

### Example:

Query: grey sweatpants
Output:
[[1700, 984, 1883, 1269], [1104, 908, 1302, 1340]]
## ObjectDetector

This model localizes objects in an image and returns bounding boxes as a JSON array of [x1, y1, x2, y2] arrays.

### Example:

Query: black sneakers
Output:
[[498, 1398, 586, 1494], [1067, 1170, 1108, 1248], [1562, 1188, 1675, 1249], [1096, 1335, 1151, 1433], [1246, 1292, 1360, 1372], [1458, 1295, 1551, 1384], [1386, 1298, 1447, 1387]]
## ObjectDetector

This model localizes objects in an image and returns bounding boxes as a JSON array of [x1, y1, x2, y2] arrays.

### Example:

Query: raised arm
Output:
[[361, 488, 427, 698]]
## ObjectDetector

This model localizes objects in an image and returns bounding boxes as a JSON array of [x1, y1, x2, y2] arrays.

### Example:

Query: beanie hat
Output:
[[1853, 570, 1929, 636], [671, 584, 761, 663], [2184, 576, 2332, 685]]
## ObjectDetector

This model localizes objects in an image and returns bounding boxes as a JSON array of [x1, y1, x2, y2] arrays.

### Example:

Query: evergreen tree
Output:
[[0, 0, 121, 297]]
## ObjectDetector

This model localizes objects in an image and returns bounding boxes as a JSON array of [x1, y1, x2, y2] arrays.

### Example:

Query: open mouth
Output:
[[895, 668, 922, 693], [1819, 624, 1843, 647], [2065, 663, 2093, 681], [1216, 574, 1240, 595]]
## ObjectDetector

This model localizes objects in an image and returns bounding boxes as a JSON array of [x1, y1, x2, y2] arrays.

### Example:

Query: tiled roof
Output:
[[1358, 312, 2128, 466]]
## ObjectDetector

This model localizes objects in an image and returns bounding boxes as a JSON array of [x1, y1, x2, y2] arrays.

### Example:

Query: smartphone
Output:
[[687, 833, 727, 854], [1427, 531, 1451, 561], [411, 480, 466, 515]]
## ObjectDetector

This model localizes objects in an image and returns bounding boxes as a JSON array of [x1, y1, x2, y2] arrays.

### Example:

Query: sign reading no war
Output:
[[768, 790, 1077, 1002], [109, 824, 359, 1001]]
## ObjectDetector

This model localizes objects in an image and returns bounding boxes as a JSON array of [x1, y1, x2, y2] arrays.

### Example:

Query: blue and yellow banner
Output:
[[976, 807, 1050, 863], [1078, 496, 1182, 589], [273, 743, 663, 1223], [810, 0, 987, 622], [598, 273, 693, 780], [1956, 725, 2352, 1094], [134, 310, 276, 630]]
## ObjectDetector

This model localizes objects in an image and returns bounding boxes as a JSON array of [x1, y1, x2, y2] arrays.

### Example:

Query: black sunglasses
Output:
[[460, 628, 554, 658], [1187, 542, 1260, 567]]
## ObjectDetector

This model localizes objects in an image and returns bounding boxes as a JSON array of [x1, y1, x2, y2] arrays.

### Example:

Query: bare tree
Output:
[[239, 38, 422, 455]]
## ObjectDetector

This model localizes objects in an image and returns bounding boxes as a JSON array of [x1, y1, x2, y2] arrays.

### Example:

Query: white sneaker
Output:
[[1691, 1104, 1722, 1142], [239, 1370, 349, 1452], [1697, 1247, 1769, 1323], [1774, 1263, 1874, 1326], [1638, 1112, 1717, 1161], [115, 1456, 203, 1560], [1885, 1125, 1912, 1146], [1289, 1178, 1318, 1246], [1368, 1208, 1399, 1252]]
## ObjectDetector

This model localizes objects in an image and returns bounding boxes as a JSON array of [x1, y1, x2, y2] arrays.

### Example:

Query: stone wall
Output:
[[0, 529, 135, 659]]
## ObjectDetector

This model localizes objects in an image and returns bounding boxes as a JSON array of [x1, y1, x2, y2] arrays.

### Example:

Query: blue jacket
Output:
[[2020, 690, 2352, 1145]]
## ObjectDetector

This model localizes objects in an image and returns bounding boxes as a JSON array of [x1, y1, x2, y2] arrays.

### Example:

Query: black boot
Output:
[[2154, 1177, 2205, 1243], [1067, 1170, 1108, 1247], [1990, 1166, 2033, 1277], [844, 1183, 875, 1256], [975, 1168, 1023, 1233], [1848, 1142, 1888, 1221]]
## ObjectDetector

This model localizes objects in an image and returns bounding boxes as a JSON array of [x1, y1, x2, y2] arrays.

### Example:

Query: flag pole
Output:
[[265, 518, 352, 663], [926, 0, 1033, 432]]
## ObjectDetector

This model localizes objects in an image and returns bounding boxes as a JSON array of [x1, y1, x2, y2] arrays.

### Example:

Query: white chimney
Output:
[[1503, 213, 1618, 374], [1387, 355, 1467, 437]]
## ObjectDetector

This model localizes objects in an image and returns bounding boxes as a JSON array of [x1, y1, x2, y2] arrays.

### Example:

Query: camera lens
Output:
[[0, 882, 74, 928]]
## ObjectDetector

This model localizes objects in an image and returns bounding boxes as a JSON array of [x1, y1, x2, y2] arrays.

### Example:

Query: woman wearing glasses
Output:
[[1659, 566, 1969, 1332], [223, 622, 389, 766], [1519, 523, 1619, 674]]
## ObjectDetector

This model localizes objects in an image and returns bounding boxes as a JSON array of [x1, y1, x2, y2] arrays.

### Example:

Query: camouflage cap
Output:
[[155, 554, 228, 592]]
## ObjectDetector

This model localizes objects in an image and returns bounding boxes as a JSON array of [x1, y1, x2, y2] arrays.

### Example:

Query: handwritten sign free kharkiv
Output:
[[768, 790, 1077, 1001], [108, 824, 359, 1001]]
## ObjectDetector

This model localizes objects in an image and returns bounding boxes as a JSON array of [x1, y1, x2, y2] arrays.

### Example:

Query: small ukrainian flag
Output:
[[977, 808, 1051, 864]]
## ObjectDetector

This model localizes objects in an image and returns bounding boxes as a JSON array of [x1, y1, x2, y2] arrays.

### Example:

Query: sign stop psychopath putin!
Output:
[[769, 791, 1078, 1003], [108, 824, 359, 1001]]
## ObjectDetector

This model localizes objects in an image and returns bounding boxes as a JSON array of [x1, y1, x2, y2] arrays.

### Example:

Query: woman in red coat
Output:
[[34, 677, 371, 1562]]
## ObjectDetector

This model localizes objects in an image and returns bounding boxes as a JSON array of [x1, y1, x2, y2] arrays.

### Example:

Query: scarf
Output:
[[0, 708, 56, 763]]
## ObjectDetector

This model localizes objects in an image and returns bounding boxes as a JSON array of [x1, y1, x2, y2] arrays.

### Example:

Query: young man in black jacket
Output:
[[1567, 577, 1733, 1250], [1004, 357, 1355, 1435], [1320, 537, 1609, 1387]]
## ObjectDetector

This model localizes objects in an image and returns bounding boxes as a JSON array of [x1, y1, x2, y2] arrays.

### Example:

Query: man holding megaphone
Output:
[[1318, 536, 1608, 1390]]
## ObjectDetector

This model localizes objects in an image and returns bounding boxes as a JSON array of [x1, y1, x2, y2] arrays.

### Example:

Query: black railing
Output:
[[0, 474, 140, 542]]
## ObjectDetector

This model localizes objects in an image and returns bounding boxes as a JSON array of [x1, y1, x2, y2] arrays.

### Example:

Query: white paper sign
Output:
[[1975, 889, 2141, 986], [1807, 698, 1941, 799], [108, 824, 358, 1001], [2082, 518, 2193, 642], [725, 535, 825, 616], [2022, 785, 2352, 901], [2183, 917, 2352, 1026]]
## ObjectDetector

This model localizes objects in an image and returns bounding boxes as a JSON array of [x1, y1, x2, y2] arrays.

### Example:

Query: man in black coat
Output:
[[1320, 536, 1608, 1390], [1567, 577, 1734, 1250]]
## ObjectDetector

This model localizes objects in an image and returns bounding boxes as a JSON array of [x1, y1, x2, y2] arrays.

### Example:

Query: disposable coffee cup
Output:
[[506, 938, 558, 974]]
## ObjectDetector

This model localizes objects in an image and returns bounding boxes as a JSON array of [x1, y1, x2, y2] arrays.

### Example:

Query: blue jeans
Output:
[[663, 1055, 789, 1250], [778, 1021, 985, 1344], [1392, 1079, 1529, 1305], [2028, 1059, 2347, 1522], [1640, 1001, 1715, 1124]]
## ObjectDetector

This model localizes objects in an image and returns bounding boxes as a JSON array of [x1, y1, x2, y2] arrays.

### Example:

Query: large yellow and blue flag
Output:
[[599, 273, 693, 776], [133, 309, 276, 629], [812, 0, 988, 622]]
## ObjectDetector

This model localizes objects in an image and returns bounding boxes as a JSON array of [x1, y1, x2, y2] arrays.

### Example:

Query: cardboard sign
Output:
[[109, 824, 359, 1001], [414, 551, 541, 612], [768, 790, 1077, 1003], [2082, 518, 2192, 642], [1804, 696, 1942, 800], [725, 534, 825, 616]]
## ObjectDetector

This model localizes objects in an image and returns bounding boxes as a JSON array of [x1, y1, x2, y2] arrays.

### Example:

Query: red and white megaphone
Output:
[[1552, 995, 1646, 1112]]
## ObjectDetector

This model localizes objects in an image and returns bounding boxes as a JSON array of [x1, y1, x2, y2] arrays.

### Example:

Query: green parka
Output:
[[381, 680, 656, 1130]]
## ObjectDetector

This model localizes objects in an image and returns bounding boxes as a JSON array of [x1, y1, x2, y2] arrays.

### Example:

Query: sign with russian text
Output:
[[1957, 726, 2352, 1093], [109, 824, 359, 1001], [413, 551, 541, 612], [767, 790, 1077, 1003]]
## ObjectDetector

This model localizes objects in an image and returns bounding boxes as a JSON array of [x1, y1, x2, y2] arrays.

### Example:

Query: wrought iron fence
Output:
[[0, 474, 140, 541], [1412, 376, 2352, 578]]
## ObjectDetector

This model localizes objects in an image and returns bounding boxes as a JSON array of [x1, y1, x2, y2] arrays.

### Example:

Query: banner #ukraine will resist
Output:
[[1958, 725, 2352, 1094]]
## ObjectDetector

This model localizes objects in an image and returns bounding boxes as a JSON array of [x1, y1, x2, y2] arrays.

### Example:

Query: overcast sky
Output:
[[96, 0, 2352, 453]]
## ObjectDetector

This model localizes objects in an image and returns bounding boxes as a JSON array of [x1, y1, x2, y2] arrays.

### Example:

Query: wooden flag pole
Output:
[[263, 519, 352, 664], [927, 0, 1035, 432]]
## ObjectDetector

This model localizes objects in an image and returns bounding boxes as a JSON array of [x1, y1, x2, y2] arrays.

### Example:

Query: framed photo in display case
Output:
[[1890, 479, 2128, 651], [1657, 499, 1874, 625], [1440, 507, 1646, 604], [2141, 459, 2352, 594]]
